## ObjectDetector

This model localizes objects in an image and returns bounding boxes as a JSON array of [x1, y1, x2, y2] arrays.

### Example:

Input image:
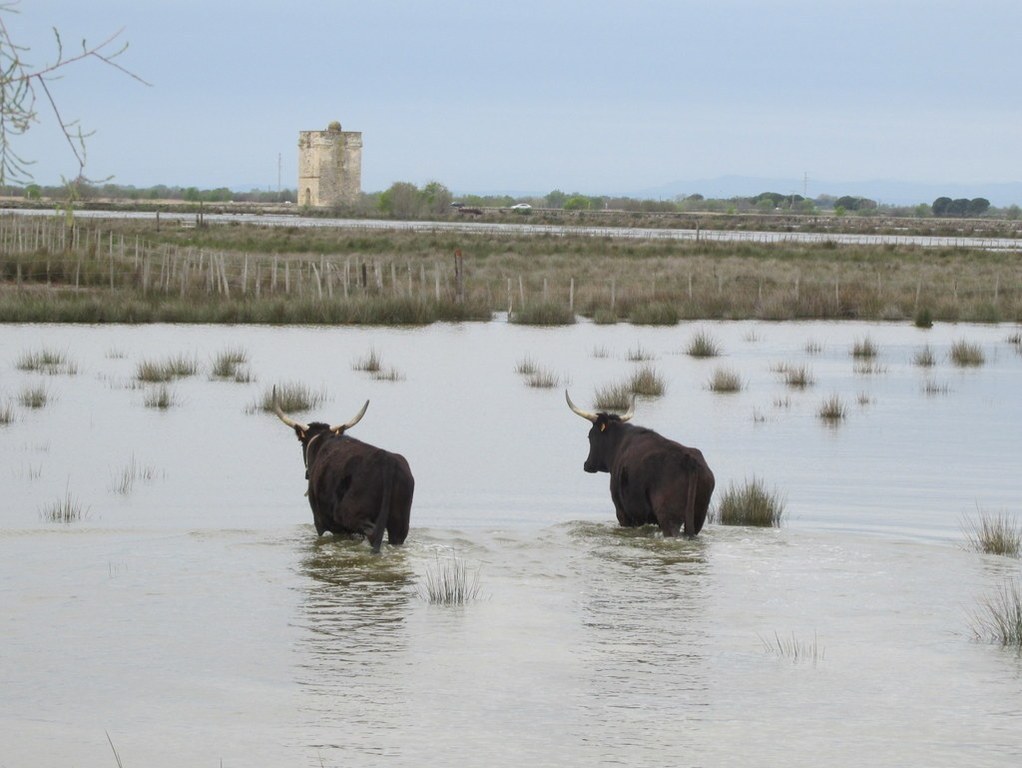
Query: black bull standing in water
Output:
[[566, 391, 715, 537], [273, 391, 413, 552]]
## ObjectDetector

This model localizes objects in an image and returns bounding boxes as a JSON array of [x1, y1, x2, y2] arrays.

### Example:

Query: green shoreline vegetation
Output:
[[1, 213, 1020, 325]]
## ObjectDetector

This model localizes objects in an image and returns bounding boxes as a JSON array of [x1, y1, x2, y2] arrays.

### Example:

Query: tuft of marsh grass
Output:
[[950, 339, 985, 367], [144, 384, 175, 409], [0, 399, 13, 425], [510, 302, 576, 326], [712, 476, 785, 527], [962, 508, 1021, 558], [15, 347, 76, 374], [627, 344, 655, 362], [804, 339, 824, 355], [417, 554, 482, 605], [593, 383, 633, 411], [352, 347, 383, 373], [591, 345, 611, 359], [707, 366, 744, 393], [256, 381, 325, 413], [41, 489, 88, 524], [818, 394, 846, 423], [18, 384, 48, 409], [110, 454, 160, 495], [851, 336, 878, 359], [914, 307, 934, 328], [970, 579, 1022, 647], [136, 353, 198, 382], [629, 364, 666, 397], [913, 345, 936, 367], [1007, 331, 1022, 346], [591, 308, 619, 325], [210, 346, 249, 378], [760, 631, 824, 665], [782, 363, 814, 389], [526, 367, 559, 388], [514, 356, 538, 376], [686, 329, 721, 358]]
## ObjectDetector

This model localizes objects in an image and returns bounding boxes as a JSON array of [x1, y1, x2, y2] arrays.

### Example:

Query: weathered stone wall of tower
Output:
[[297, 122, 363, 207]]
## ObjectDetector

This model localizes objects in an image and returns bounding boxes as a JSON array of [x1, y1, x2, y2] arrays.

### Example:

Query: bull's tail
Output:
[[369, 462, 395, 554], [683, 466, 700, 537]]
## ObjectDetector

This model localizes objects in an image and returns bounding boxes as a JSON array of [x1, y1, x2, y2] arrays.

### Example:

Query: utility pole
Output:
[[277, 153, 282, 197]]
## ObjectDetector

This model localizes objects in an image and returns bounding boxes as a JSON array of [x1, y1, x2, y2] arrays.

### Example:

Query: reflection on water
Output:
[[292, 538, 415, 755], [567, 523, 711, 757]]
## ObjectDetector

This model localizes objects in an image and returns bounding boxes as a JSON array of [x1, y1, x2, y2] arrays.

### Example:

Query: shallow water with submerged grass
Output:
[[2, 320, 1021, 767]]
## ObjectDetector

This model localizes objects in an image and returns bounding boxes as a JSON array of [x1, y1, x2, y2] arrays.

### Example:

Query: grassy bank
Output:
[[1, 213, 1020, 324]]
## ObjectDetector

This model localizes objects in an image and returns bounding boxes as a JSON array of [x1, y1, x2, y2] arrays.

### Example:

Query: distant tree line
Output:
[[4, 177, 1020, 221], [1, 180, 296, 204], [931, 196, 990, 217]]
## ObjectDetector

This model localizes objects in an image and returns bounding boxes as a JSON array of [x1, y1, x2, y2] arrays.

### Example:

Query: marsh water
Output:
[[2, 319, 1021, 767]]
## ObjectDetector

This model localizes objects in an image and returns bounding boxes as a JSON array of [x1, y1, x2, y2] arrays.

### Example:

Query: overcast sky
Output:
[[6, 1, 1021, 198]]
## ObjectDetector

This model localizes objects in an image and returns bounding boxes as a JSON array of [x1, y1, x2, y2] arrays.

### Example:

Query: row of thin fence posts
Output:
[[0, 215, 469, 303]]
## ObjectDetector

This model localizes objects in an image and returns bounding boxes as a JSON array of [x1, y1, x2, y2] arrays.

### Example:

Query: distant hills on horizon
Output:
[[630, 176, 1022, 208]]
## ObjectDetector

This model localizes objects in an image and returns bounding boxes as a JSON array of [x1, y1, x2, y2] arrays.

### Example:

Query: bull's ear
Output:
[[599, 422, 607, 433]]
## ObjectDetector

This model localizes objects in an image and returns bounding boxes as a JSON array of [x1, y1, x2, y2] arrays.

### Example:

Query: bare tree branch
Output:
[[0, 3, 150, 185]]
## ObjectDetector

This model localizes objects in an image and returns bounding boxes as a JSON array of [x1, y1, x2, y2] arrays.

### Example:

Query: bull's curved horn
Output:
[[565, 390, 598, 423], [272, 386, 309, 431], [330, 400, 369, 433]]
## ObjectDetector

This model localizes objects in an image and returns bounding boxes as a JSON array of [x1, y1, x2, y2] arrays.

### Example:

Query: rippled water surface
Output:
[[2, 320, 1021, 766]]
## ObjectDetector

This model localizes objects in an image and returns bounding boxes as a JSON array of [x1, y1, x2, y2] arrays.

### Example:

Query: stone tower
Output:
[[297, 120, 363, 207]]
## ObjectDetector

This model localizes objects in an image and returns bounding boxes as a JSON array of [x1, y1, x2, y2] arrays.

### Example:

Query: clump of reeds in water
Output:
[[629, 364, 665, 397], [256, 381, 326, 413], [783, 363, 814, 389], [1007, 330, 1022, 347], [521, 355, 563, 384], [136, 353, 199, 383], [110, 454, 160, 495], [144, 384, 175, 409], [970, 579, 1022, 648], [686, 330, 721, 358], [851, 336, 878, 359], [353, 348, 403, 381], [210, 346, 250, 381], [627, 344, 655, 362], [41, 489, 88, 524], [950, 339, 985, 367], [804, 339, 824, 355], [18, 385, 49, 409], [352, 347, 383, 373], [593, 383, 633, 412], [16, 348, 77, 374], [913, 345, 936, 367], [962, 508, 1021, 558], [0, 398, 13, 425], [418, 554, 482, 605], [510, 302, 575, 326], [707, 366, 744, 393], [818, 394, 846, 423], [760, 631, 824, 665], [712, 477, 785, 527]]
